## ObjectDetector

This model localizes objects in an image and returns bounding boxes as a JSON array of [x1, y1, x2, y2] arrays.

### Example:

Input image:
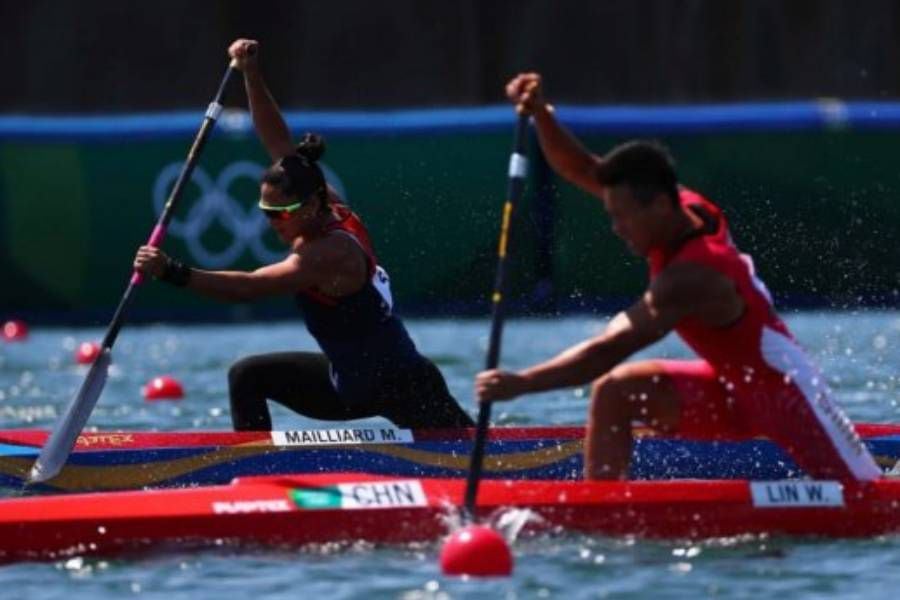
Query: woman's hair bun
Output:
[[295, 133, 325, 163]]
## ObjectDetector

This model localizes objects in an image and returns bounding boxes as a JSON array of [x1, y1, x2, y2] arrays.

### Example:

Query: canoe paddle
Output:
[[465, 113, 530, 514], [440, 114, 529, 577], [28, 59, 241, 484]]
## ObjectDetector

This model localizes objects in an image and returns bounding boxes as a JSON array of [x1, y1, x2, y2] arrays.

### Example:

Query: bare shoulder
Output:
[[650, 260, 743, 324], [293, 232, 349, 260], [653, 261, 728, 294], [297, 231, 367, 272]]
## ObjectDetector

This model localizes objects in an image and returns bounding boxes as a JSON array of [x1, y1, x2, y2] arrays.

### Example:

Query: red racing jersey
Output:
[[646, 188, 880, 481]]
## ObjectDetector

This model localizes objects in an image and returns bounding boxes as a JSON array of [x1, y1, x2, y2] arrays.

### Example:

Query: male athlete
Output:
[[476, 72, 882, 482]]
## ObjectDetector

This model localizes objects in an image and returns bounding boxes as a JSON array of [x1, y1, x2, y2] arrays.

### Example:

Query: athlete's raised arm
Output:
[[228, 39, 295, 162], [505, 72, 604, 198]]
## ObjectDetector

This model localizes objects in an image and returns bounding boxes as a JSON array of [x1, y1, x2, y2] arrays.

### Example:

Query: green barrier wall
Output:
[[0, 132, 541, 321], [554, 132, 900, 309], [2, 105, 898, 323]]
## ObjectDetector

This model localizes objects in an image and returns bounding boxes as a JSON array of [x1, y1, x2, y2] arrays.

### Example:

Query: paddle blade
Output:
[[28, 349, 112, 483]]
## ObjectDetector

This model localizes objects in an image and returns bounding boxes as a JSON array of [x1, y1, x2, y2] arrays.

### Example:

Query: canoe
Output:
[[2, 423, 899, 492], [1, 471, 899, 563]]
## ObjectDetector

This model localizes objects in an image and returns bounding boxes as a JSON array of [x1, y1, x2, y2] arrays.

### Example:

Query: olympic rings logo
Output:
[[152, 160, 348, 268]]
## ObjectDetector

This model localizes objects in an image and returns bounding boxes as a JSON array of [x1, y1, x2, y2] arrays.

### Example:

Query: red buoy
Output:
[[2, 320, 28, 342], [142, 375, 185, 401], [439, 524, 513, 577], [75, 341, 101, 365]]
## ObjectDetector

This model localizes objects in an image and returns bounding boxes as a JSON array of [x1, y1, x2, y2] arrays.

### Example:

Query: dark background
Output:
[[2, 0, 898, 321], [3, 0, 899, 113]]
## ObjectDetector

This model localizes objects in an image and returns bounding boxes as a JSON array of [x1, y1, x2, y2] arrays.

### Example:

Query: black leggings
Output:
[[228, 352, 474, 431]]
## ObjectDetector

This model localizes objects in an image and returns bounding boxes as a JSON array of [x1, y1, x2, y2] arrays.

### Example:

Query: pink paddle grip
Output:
[[130, 225, 168, 285]]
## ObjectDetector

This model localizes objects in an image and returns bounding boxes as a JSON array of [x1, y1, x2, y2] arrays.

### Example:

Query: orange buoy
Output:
[[2, 320, 28, 342], [439, 524, 513, 577], [75, 341, 102, 365], [142, 375, 185, 401]]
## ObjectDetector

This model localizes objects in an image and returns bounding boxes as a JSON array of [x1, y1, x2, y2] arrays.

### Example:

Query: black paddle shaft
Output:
[[103, 64, 239, 349], [463, 114, 530, 517], [29, 61, 240, 484]]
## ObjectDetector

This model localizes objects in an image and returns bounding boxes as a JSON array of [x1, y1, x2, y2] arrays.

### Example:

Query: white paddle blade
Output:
[[28, 349, 112, 484]]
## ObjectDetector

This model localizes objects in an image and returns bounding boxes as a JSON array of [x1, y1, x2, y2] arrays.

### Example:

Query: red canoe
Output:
[[1, 472, 899, 563]]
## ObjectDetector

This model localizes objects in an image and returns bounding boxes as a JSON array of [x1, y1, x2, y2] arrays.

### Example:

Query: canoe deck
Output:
[[2, 424, 900, 492]]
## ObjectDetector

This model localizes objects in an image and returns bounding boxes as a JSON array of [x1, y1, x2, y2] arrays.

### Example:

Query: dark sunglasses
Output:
[[258, 199, 305, 221]]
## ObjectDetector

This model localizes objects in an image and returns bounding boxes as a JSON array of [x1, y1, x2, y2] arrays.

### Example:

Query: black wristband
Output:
[[160, 256, 193, 287]]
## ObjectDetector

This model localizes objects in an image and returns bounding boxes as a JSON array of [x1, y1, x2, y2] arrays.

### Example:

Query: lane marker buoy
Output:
[[142, 375, 185, 401], [2, 320, 28, 342], [75, 342, 101, 365], [439, 524, 513, 577]]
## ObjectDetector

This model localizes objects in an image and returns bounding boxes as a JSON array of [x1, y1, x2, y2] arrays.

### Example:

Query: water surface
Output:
[[1, 312, 899, 598]]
